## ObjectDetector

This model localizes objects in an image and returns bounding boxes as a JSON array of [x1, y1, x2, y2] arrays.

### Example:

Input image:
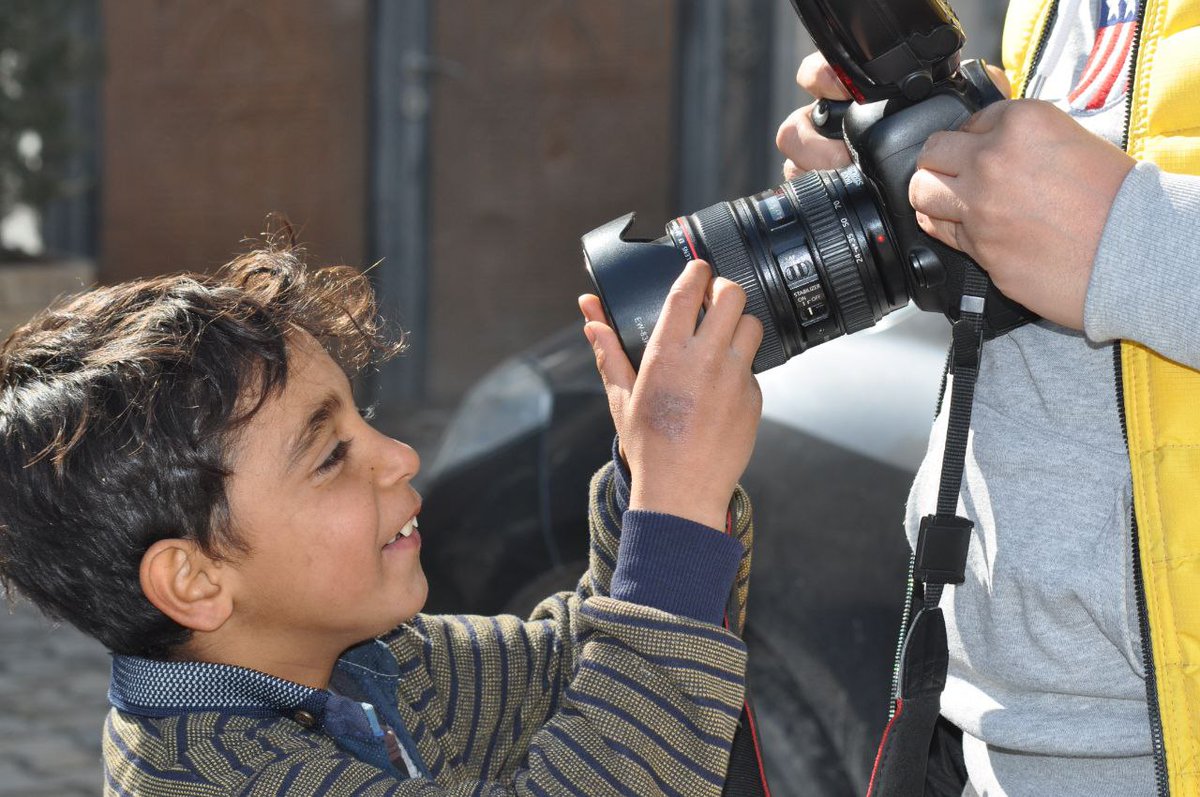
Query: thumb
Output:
[[584, 321, 636, 397], [985, 63, 1013, 98]]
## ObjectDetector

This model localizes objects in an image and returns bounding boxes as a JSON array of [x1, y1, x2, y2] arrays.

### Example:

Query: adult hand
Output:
[[579, 261, 763, 531], [776, 53, 854, 179], [774, 56, 1011, 180], [909, 99, 1134, 329]]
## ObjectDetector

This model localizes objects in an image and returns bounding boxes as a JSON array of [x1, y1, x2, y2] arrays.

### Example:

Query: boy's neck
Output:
[[184, 626, 359, 690]]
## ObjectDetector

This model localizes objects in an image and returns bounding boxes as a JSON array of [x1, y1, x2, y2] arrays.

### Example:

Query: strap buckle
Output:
[[914, 514, 973, 585]]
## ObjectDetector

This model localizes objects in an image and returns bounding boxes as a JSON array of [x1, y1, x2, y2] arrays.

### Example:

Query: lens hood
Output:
[[581, 213, 688, 371]]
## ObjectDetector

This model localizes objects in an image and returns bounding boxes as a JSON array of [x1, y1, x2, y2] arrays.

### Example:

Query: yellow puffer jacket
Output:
[[1004, 1, 1200, 793]]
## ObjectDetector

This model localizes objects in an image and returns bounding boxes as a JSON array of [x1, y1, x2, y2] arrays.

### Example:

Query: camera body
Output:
[[581, 0, 1037, 373], [838, 59, 1035, 335]]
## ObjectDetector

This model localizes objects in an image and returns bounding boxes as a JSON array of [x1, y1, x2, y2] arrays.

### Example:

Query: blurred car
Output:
[[416, 305, 951, 796]]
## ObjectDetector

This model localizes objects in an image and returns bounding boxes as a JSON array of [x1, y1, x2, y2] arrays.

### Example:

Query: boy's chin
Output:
[[379, 574, 428, 632]]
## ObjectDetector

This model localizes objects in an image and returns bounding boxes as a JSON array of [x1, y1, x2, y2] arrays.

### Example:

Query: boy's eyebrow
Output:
[[285, 394, 342, 471]]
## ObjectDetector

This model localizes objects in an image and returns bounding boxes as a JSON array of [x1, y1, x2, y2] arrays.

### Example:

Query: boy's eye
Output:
[[358, 404, 377, 421], [316, 440, 351, 475]]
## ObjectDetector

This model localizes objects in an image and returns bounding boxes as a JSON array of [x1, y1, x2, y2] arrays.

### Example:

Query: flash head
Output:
[[789, 0, 966, 102]]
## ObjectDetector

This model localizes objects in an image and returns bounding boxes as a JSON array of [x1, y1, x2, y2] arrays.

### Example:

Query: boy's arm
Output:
[[225, 260, 760, 796], [374, 261, 760, 795], [381, 457, 752, 796]]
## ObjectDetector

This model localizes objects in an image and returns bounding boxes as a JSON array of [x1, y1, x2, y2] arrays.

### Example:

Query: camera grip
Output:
[[846, 93, 1036, 336], [811, 99, 852, 140]]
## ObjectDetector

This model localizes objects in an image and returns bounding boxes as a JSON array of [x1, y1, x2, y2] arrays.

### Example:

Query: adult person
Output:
[[778, 1, 1200, 793]]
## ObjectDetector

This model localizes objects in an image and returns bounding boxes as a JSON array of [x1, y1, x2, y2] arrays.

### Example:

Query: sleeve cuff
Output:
[[610, 510, 743, 626], [1085, 160, 1200, 369], [610, 435, 631, 514]]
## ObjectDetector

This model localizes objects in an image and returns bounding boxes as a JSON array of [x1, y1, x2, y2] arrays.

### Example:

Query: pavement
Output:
[[0, 403, 453, 795], [0, 599, 110, 796]]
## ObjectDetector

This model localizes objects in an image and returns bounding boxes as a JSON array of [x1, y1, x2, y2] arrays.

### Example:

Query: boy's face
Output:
[[220, 333, 426, 653]]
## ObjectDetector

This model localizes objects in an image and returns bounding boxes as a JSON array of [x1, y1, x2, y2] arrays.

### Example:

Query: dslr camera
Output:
[[581, 0, 1036, 373]]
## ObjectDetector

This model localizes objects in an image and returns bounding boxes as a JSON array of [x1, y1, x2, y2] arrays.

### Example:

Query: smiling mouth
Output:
[[384, 516, 419, 547]]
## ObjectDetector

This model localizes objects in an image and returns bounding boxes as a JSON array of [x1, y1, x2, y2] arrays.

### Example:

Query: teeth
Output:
[[396, 517, 418, 540], [385, 517, 419, 547]]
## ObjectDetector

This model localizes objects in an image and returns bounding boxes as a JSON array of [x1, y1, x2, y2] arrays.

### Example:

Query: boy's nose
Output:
[[374, 436, 420, 486]]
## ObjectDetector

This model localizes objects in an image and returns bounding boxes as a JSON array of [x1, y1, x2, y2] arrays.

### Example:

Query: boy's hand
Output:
[[909, 99, 1134, 329], [776, 53, 854, 179], [579, 260, 763, 531]]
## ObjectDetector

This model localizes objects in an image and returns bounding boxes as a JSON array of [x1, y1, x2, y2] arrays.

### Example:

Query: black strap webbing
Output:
[[867, 264, 989, 797]]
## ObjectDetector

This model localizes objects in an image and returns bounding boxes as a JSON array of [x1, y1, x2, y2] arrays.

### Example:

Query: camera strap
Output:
[[866, 264, 990, 797]]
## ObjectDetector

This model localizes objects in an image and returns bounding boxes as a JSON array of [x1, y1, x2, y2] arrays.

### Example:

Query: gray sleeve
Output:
[[1084, 160, 1200, 370]]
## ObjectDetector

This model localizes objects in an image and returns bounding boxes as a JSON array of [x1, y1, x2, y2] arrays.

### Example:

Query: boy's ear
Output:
[[140, 539, 234, 633]]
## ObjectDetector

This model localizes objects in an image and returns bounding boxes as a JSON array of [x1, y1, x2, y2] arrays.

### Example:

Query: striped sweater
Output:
[[103, 454, 755, 796]]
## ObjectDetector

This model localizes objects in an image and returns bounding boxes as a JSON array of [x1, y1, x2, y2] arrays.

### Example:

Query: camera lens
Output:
[[582, 165, 910, 373]]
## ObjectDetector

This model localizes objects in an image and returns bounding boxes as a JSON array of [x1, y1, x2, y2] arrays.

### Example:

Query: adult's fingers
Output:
[[915, 129, 976, 178], [797, 52, 852, 99], [958, 99, 1009, 134], [915, 211, 968, 254], [909, 168, 968, 222], [985, 63, 1013, 98], [776, 104, 854, 172]]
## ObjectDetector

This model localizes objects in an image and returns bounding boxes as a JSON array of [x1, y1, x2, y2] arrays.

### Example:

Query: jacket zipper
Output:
[[1110, 0, 1168, 793], [1117, 344, 1170, 797], [1019, 0, 1060, 99], [1014, 3, 1168, 794]]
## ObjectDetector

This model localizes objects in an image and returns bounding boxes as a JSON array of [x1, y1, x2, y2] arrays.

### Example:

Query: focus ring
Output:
[[789, 175, 874, 335], [692, 203, 787, 372]]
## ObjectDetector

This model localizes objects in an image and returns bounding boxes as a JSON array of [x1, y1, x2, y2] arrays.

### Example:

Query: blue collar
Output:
[[108, 654, 327, 719], [107, 637, 427, 779]]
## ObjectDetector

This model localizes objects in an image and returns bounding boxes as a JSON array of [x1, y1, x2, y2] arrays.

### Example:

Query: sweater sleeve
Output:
[[376, 454, 755, 796], [1084, 160, 1200, 369]]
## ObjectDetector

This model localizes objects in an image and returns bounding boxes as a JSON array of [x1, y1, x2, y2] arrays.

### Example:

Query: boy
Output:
[[0, 239, 764, 795]]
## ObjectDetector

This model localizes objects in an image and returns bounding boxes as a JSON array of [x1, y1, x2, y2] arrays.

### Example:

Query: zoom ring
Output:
[[789, 175, 874, 335], [692, 203, 787, 372]]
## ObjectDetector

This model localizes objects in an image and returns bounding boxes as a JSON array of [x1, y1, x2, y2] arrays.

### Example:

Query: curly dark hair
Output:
[[0, 240, 403, 658]]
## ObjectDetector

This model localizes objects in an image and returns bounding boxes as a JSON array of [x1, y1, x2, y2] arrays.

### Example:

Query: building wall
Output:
[[100, 0, 368, 282], [99, 0, 677, 404], [424, 1, 677, 400]]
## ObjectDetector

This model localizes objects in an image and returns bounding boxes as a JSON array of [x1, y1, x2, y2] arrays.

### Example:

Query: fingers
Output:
[[730, 313, 764, 365], [985, 63, 1013, 99], [776, 104, 854, 173], [958, 100, 1008, 134], [578, 293, 606, 324], [695, 275, 762, 371], [910, 168, 967, 223], [915, 211, 967, 252], [796, 52, 852, 99], [910, 166, 970, 253], [696, 275, 748, 346], [578, 294, 635, 395], [583, 320, 636, 391], [915, 130, 974, 177], [653, 260, 712, 346]]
